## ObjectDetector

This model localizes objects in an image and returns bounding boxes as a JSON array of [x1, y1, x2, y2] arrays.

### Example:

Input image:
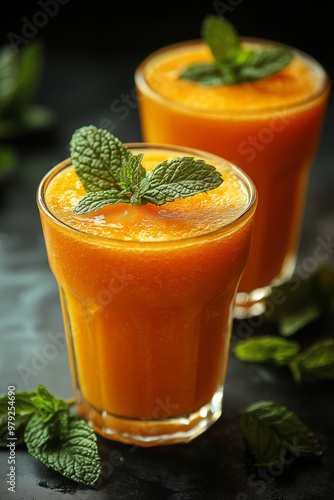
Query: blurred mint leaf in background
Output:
[[180, 15, 293, 86], [294, 340, 334, 381], [234, 336, 334, 384], [0, 40, 57, 139], [264, 266, 334, 336], [234, 336, 300, 365], [0, 146, 16, 180]]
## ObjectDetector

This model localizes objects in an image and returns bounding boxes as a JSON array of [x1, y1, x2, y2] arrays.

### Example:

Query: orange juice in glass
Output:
[[37, 142, 256, 446], [135, 37, 330, 316]]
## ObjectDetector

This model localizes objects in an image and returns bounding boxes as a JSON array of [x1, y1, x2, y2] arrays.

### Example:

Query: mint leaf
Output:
[[72, 188, 131, 214], [179, 62, 233, 85], [30, 384, 69, 418], [0, 389, 40, 446], [25, 413, 101, 486], [264, 266, 334, 336], [240, 401, 322, 466], [0, 147, 16, 179], [295, 340, 334, 381], [140, 156, 223, 206], [0, 390, 39, 414], [0, 45, 18, 115], [179, 15, 293, 85], [236, 47, 293, 82], [0, 385, 101, 486], [25, 406, 71, 446], [202, 15, 239, 63], [234, 336, 334, 384], [119, 153, 146, 192], [0, 41, 44, 118], [70, 125, 133, 192], [10, 41, 44, 114], [234, 336, 300, 365]]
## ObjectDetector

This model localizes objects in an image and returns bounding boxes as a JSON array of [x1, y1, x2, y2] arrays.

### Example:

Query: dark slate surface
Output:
[[1, 2, 334, 499]]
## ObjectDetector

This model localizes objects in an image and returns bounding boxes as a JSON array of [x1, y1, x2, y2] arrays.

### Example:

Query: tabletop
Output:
[[1, 2, 334, 499]]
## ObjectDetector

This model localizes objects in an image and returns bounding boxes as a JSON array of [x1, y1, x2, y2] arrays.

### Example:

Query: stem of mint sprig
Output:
[[70, 125, 223, 214], [179, 15, 293, 85]]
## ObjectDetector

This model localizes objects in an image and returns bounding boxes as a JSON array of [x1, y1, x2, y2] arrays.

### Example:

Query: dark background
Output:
[[1, 0, 333, 147], [2, 0, 333, 64], [1, 1, 334, 499]]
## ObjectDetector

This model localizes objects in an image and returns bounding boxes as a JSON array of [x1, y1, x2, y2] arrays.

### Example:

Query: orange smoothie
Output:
[[37, 144, 256, 445], [135, 40, 330, 314]]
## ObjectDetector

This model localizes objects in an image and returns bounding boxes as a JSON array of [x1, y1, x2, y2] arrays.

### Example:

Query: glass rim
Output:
[[37, 142, 257, 247], [135, 38, 331, 118]]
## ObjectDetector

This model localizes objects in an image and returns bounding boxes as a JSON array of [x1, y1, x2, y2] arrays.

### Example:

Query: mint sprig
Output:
[[240, 401, 322, 466], [234, 337, 334, 383], [70, 126, 223, 214], [179, 15, 293, 85], [0, 385, 101, 486]]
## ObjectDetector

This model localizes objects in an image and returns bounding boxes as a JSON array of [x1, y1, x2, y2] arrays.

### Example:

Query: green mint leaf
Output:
[[70, 127, 224, 213], [0, 41, 44, 118], [70, 125, 133, 192], [0, 147, 16, 180], [234, 336, 300, 365], [25, 413, 101, 486], [11, 41, 44, 113], [179, 62, 233, 85], [72, 188, 131, 214], [295, 340, 334, 381], [30, 384, 69, 421], [235, 47, 293, 82], [0, 390, 39, 415], [25, 408, 70, 447], [240, 401, 322, 466], [264, 266, 334, 336], [0, 389, 44, 447], [119, 153, 146, 192], [140, 156, 223, 206], [202, 15, 240, 63], [179, 15, 293, 85], [0, 45, 19, 115]]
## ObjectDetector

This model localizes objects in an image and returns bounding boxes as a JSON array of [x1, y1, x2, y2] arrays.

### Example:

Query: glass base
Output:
[[76, 387, 223, 447]]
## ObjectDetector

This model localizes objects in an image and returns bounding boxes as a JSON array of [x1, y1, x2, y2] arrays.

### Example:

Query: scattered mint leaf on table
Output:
[[0, 384, 101, 486], [295, 340, 334, 381], [25, 413, 101, 486], [179, 15, 293, 85], [233, 336, 300, 365], [70, 125, 223, 214], [240, 401, 322, 466], [234, 337, 334, 383], [264, 266, 334, 336], [0, 390, 38, 414]]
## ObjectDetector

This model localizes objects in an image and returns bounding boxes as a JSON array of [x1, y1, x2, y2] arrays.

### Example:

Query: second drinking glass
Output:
[[135, 37, 330, 316]]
